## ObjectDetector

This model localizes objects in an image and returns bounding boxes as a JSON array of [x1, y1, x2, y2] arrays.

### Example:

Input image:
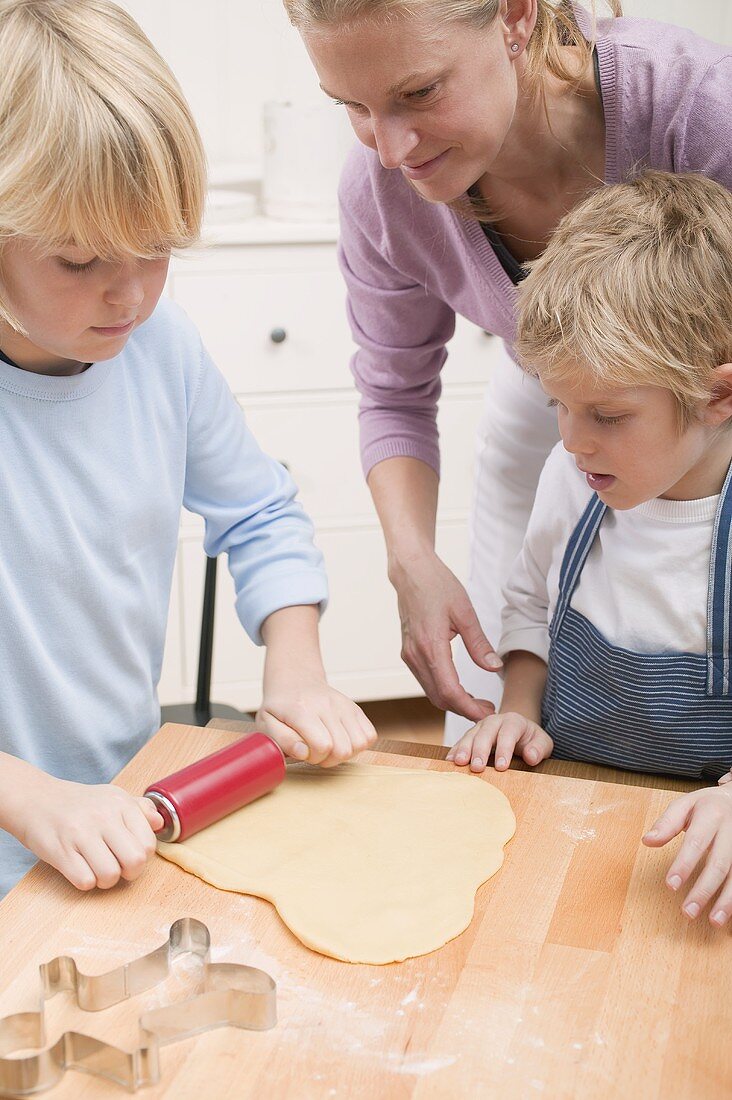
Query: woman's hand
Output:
[[446, 712, 553, 773], [391, 549, 502, 722], [14, 775, 163, 891], [643, 785, 732, 926], [257, 674, 377, 767]]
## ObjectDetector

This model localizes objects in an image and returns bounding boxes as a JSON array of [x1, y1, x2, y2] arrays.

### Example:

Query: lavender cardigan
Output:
[[337, 17, 732, 478]]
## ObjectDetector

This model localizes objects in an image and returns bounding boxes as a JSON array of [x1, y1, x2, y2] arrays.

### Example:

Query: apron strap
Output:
[[706, 462, 732, 696], [552, 493, 607, 639]]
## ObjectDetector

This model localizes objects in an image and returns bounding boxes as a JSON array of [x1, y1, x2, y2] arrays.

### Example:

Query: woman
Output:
[[284, 0, 732, 741]]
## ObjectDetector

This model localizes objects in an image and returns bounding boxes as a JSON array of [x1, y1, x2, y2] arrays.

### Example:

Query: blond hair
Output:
[[515, 171, 732, 428], [0, 0, 206, 315], [283, 0, 621, 97]]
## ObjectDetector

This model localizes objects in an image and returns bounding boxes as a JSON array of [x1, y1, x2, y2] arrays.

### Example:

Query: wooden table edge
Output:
[[205, 718, 702, 793]]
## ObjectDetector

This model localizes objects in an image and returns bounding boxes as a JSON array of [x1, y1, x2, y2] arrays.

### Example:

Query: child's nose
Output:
[[105, 266, 145, 308], [561, 418, 595, 457]]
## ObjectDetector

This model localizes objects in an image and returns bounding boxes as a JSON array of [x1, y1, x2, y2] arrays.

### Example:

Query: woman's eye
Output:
[[406, 84, 437, 101], [333, 98, 367, 113]]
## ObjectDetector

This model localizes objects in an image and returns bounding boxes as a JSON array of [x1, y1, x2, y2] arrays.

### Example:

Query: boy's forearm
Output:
[[260, 604, 325, 681], [0, 752, 49, 838], [499, 651, 548, 724]]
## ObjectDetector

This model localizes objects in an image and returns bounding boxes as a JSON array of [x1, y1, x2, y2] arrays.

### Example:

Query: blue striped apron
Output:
[[541, 467, 732, 780]]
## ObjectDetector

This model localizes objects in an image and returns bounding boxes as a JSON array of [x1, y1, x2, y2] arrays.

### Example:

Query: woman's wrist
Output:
[[386, 539, 439, 586]]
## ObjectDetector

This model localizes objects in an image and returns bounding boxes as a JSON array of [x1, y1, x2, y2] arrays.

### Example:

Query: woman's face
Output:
[[302, 13, 520, 203]]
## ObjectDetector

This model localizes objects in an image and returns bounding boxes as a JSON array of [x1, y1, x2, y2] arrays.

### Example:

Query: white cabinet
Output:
[[158, 223, 495, 711]]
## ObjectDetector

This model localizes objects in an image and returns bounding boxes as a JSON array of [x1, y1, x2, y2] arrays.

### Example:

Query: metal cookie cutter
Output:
[[0, 917, 276, 1096]]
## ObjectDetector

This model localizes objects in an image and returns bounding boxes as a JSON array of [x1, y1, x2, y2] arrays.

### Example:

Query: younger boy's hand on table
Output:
[[256, 674, 377, 767], [16, 776, 163, 891], [643, 785, 732, 927], [446, 712, 554, 773]]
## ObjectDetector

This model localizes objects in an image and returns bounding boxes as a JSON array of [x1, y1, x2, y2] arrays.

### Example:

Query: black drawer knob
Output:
[[270, 327, 287, 344]]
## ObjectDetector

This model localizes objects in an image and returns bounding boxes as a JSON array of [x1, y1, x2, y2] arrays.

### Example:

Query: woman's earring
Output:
[[510, 42, 520, 53]]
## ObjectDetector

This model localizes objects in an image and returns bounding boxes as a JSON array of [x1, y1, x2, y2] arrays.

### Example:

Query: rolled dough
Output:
[[157, 762, 515, 965]]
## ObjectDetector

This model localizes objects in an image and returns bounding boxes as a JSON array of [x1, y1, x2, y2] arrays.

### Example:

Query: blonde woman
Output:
[[0, 0, 375, 899], [448, 171, 732, 927], [284, 0, 732, 741]]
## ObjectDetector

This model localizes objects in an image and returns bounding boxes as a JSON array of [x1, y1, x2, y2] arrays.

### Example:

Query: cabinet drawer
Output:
[[168, 254, 501, 399], [169, 264, 356, 395]]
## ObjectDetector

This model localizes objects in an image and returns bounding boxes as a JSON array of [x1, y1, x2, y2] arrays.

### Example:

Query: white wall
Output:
[[120, 0, 732, 171]]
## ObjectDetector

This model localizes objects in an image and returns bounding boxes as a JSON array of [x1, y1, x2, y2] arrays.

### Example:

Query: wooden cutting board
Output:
[[0, 722, 728, 1099]]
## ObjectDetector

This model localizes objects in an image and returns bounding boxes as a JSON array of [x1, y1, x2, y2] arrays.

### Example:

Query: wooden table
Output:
[[0, 722, 728, 1099]]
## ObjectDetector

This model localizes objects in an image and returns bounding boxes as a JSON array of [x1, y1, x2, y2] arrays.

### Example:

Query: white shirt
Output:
[[499, 443, 718, 664]]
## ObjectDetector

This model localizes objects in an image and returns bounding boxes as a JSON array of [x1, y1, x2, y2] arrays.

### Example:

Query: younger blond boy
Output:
[[449, 171, 732, 927]]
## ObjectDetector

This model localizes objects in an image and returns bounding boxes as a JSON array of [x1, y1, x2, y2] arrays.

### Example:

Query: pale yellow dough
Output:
[[157, 763, 515, 965]]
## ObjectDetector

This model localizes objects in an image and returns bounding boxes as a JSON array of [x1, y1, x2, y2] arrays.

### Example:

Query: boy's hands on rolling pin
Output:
[[446, 712, 554, 773], [258, 604, 377, 767], [257, 672, 377, 767], [643, 785, 732, 927], [14, 774, 163, 891]]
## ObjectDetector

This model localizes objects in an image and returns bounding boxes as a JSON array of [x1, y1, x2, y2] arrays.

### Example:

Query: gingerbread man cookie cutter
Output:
[[0, 917, 276, 1096]]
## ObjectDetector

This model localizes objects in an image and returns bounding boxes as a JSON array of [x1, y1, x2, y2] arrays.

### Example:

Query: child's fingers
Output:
[[642, 792, 695, 846], [53, 848, 98, 892], [337, 704, 377, 756], [139, 797, 165, 832], [317, 718, 356, 768], [104, 826, 152, 883], [493, 715, 529, 771], [446, 724, 485, 766], [718, 771, 732, 786], [678, 834, 732, 920], [257, 711, 326, 763], [355, 710, 378, 751], [74, 836, 123, 890], [708, 877, 732, 927], [516, 726, 553, 766], [468, 719, 503, 772], [126, 804, 161, 856], [663, 817, 716, 894], [446, 736, 471, 765]]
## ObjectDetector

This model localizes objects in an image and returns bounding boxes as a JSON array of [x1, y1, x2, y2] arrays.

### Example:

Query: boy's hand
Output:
[[16, 776, 163, 891], [446, 712, 553, 773], [643, 786, 732, 927], [257, 674, 377, 767]]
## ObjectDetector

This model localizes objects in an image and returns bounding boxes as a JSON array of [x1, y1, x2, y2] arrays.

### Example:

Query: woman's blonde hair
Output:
[[283, 0, 621, 97], [515, 171, 732, 428], [0, 0, 206, 278]]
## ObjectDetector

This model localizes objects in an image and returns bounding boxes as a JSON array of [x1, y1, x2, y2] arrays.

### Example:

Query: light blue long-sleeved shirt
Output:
[[0, 298, 328, 896]]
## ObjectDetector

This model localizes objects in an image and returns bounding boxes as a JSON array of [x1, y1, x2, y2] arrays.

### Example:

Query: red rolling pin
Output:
[[144, 733, 286, 842]]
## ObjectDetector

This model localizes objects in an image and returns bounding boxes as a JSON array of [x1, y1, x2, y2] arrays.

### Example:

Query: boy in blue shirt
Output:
[[0, 0, 375, 897]]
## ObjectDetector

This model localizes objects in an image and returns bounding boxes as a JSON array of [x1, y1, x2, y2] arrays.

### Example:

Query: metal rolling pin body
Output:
[[144, 733, 286, 842]]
